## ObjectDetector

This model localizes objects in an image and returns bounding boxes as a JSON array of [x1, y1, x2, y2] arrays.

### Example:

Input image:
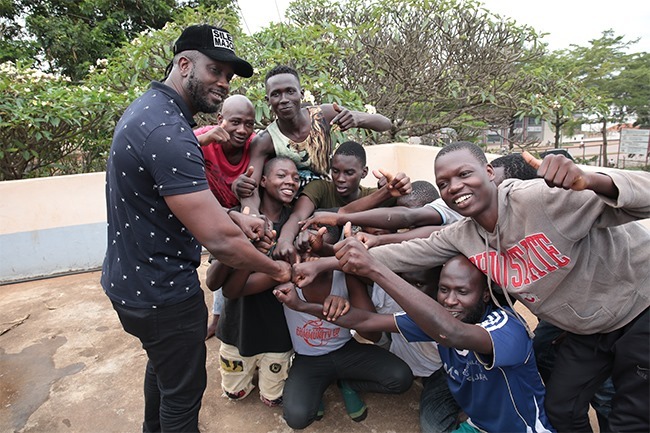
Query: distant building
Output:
[[480, 116, 555, 149]]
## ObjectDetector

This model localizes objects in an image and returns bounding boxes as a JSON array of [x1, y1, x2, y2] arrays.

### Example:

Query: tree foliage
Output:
[[286, 0, 546, 141], [516, 53, 606, 148], [0, 0, 236, 81], [1, 1, 648, 180], [0, 61, 116, 180], [558, 30, 649, 162], [0, 5, 239, 180]]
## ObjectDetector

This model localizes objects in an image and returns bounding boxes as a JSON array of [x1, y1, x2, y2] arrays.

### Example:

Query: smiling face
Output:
[[330, 154, 368, 200], [437, 256, 490, 324], [434, 148, 498, 231], [219, 96, 255, 149], [183, 52, 233, 114], [265, 73, 304, 121], [260, 158, 300, 205]]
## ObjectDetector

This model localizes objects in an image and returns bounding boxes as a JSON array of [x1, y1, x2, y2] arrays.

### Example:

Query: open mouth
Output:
[[209, 90, 226, 103], [453, 194, 472, 206], [280, 187, 295, 197]]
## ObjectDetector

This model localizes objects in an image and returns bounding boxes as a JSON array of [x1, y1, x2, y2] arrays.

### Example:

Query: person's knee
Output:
[[420, 410, 457, 433], [283, 406, 315, 430], [385, 363, 413, 393]]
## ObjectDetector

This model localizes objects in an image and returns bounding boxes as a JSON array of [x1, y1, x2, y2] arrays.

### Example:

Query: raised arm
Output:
[[194, 125, 229, 147], [338, 172, 412, 214], [524, 151, 618, 199], [234, 132, 275, 215]]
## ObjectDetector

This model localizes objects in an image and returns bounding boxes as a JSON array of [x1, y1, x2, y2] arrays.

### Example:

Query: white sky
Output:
[[236, 0, 650, 53]]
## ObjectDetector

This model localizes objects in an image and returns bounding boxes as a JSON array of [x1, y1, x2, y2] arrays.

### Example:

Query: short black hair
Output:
[[435, 141, 487, 164], [490, 154, 538, 181], [333, 141, 366, 166], [263, 156, 296, 176], [396, 180, 439, 208], [265, 65, 300, 85], [540, 149, 574, 161]]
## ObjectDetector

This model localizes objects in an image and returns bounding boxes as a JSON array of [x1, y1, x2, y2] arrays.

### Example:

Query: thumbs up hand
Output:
[[523, 151, 588, 191], [330, 102, 360, 132], [333, 221, 375, 278], [232, 165, 257, 199]]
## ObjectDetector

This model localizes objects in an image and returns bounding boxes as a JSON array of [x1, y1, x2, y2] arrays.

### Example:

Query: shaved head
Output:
[[221, 94, 254, 117]]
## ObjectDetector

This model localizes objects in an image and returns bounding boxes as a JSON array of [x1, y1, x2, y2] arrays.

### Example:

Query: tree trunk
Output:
[[601, 118, 608, 166], [554, 112, 561, 148]]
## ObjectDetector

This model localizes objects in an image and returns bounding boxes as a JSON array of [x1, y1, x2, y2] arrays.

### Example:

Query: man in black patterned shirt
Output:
[[101, 25, 290, 432]]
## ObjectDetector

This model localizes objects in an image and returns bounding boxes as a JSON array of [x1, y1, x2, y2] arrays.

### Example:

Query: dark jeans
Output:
[[534, 320, 615, 431], [544, 309, 649, 433], [112, 291, 208, 433], [283, 338, 413, 429], [420, 368, 462, 433]]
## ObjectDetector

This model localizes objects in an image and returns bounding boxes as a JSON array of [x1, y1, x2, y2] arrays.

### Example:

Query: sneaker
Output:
[[337, 380, 367, 422]]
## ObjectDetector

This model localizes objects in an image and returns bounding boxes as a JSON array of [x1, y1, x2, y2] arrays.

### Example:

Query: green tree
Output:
[[517, 53, 606, 148], [1, 0, 237, 81], [0, 60, 118, 180], [563, 30, 646, 164], [0, 4, 240, 180], [286, 0, 546, 142], [609, 51, 650, 127]]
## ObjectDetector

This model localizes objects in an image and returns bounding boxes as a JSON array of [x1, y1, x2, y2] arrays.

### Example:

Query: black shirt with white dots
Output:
[[101, 81, 209, 309]]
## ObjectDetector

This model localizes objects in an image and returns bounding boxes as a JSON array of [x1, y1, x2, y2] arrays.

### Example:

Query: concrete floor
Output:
[[0, 258, 424, 433], [1, 256, 600, 433]]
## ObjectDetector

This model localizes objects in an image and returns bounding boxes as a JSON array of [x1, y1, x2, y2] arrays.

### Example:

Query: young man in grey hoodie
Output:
[[335, 141, 649, 432]]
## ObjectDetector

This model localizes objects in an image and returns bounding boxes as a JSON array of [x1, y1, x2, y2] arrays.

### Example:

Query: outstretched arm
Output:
[[302, 206, 443, 232], [206, 259, 231, 291], [523, 151, 618, 199], [345, 274, 382, 342], [234, 133, 275, 215], [164, 189, 290, 282], [356, 225, 443, 248], [321, 103, 392, 132], [274, 283, 397, 334], [292, 256, 342, 287], [222, 268, 280, 299], [334, 236, 492, 353]]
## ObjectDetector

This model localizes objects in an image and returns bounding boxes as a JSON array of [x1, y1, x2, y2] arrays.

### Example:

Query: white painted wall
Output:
[[1, 143, 648, 284], [0, 173, 107, 284]]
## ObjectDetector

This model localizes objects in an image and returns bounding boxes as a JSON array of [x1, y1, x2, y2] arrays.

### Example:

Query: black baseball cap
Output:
[[173, 25, 253, 78]]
